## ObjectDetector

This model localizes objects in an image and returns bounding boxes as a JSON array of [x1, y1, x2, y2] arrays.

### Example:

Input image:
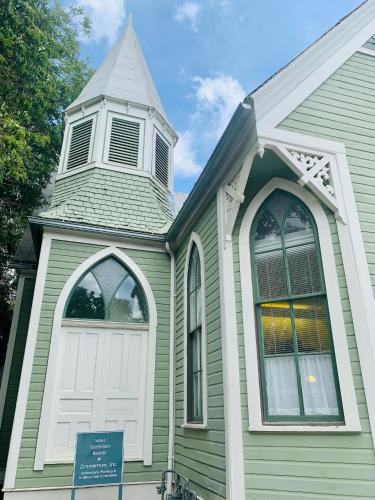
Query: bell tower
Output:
[[41, 17, 177, 234]]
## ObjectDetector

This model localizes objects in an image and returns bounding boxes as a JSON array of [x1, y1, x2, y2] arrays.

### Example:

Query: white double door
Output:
[[46, 325, 148, 462]]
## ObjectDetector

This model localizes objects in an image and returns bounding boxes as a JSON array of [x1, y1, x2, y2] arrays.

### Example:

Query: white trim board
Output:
[[217, 188, 246, 500], [34, 246, 157, 470], [253, 2, 375, 132], [182, 232, 208, 428], [4, 236, 52, 489], [239, 177, 360, 433], [0, 277, 25, 428], [44, 229, 166, 253]]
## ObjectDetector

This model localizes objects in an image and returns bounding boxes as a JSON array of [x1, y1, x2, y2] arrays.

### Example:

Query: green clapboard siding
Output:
[[279, 52, 375, 298], [15, 239, 170, 488], [364, 35, 375, 50], [174, 198, 226, 500], [230, 50, 375, 498], [0, 276, 35, 472]]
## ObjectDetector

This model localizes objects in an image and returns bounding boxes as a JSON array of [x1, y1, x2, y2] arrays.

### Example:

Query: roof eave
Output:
[[167, 101, 256, 247]]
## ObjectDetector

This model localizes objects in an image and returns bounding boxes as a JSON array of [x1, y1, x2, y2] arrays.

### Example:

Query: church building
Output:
[[2, 1, 375, 498]]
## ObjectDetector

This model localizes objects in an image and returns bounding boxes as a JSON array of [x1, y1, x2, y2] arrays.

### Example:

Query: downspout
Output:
[[166, 241, 176, 492]]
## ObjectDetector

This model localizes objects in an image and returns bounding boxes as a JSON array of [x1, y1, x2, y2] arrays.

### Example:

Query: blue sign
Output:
[[72, 431, 124, 488]]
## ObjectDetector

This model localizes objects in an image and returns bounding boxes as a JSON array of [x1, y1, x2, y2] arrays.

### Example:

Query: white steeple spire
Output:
[[67, 17, 166, 118]]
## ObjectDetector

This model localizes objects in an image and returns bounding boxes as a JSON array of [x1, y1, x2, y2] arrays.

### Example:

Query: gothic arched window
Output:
[[251, 190, 343, 422], [187, 243, 203, 422], [65, 256, 148, 323]]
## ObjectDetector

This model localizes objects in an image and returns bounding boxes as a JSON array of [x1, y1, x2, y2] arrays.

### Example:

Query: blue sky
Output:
[[73, 0, 364, 193]]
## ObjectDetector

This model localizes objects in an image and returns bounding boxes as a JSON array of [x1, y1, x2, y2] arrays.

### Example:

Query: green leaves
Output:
[[0, 0, 92, 337]]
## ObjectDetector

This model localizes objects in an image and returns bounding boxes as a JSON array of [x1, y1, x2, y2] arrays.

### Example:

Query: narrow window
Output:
[[154, 132, 169, 188], [251, 190, 343, 422], [187, 244, 203, 422], [67, 118, 93, 170]]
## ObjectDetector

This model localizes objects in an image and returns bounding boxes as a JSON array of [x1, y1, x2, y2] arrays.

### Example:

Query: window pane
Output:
[[255, 250, 288, 300], [189, 290, 197, 332], [299, 354, 340, 415], [265, 356, 300, 416], [254, 211, 282, 252], [293, 298, 330, 353], [196, 286, 202, 327], [260, 302, 293, 355], [284, 204, 314, 247], [190, 328, 202, 419], [287, 243, 322, 296], [65, 272, 105, 320], [109, 275, 148, 322], [91, 257, 127, 309]]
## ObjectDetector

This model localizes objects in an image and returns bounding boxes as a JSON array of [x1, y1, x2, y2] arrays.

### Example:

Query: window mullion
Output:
[[281, 220, 305, 417]]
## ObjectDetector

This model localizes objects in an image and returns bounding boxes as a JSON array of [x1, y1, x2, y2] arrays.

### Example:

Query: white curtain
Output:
[[265, 357, 300, 416], [299, 354, 339, 415]]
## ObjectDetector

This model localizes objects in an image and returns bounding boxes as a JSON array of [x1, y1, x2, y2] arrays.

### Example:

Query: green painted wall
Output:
[[279, 51, 375, 297], [174, 198, 226, 500], [15, 239, 170, 488], [0, 276, 35, 472]]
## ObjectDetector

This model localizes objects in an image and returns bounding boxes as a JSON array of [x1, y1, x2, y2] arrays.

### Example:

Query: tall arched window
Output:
[[187, 244, 203, 422], [251, 190, 343, 422]]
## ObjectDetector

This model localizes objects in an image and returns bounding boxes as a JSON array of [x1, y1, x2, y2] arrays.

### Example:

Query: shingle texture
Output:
[[40, 168, 173, 234]]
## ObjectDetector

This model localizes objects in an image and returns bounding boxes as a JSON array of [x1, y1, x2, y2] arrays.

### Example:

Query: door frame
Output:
[[34, 246, 157, 470]]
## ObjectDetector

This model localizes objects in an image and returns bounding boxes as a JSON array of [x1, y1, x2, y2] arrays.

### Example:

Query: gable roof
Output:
[[168, 0, 375, 245], [67, 18, 166, 118], [249, 0, 375, 130]]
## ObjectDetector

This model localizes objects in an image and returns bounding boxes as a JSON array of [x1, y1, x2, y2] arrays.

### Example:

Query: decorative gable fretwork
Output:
[[260, 140, 346, 223]]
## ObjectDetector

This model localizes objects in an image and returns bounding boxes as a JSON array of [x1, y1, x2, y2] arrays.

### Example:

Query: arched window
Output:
[[65, 256, 148, 323], [187, 243, 203, 422], [251, 190, 343, 422]]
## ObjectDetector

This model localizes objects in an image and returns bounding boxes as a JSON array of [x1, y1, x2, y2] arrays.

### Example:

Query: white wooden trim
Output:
[[183, 232, 208, 427], [0, 277, 25, 428], [34, 246, 157, 470], [217, 188, 246, 500], [357, 47, 375, 57], [239, 178, 360, 432], [43, 229, 166, 253], [254, 3, 375, 133], [4, 236, 52, 488]]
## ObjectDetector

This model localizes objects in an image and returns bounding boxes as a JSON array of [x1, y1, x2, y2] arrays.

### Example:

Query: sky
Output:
[[71, 0, 364, 193]]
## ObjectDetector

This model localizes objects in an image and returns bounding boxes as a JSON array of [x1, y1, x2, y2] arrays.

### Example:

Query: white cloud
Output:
[[192, 74, 246, 140], [174, 74, 245, 179], [75, 0, 126, 44], [174, 131, 202, 178], [174, 2, 201, 32]]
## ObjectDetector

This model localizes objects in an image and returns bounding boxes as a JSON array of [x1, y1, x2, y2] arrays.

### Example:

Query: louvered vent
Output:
[[67, 119, 93, 170], [108, 118, 140, 167], [154, 133, 169, 187]]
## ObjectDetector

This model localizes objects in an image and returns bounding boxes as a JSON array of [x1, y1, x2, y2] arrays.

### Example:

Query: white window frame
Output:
[[182, 232, 208, 430], [62, 113, 97, 173], [239, 177, 361, 433], [152, 126, 171, 191], [103, 111, 145, 170], [34, 246, 157, 469]]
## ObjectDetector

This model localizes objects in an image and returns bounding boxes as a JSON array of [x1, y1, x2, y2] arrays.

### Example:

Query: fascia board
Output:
[[28, 216, 166, 243], [252, 1, 375, 131]]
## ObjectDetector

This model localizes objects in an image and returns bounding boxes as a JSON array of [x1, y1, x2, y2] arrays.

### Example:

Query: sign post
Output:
[[71, 431, 124, 500]]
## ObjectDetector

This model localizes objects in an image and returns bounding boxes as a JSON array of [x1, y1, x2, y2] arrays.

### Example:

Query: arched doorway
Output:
[[44, 255, 151, 463]]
